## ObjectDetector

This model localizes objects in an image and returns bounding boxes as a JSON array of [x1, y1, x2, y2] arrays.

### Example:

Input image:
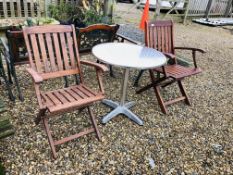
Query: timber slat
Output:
[[40, 84, 103, 112], [38, 34, 50, 72], [68, 87, 83, 100], [66, 32, 76, 69], [52, 33, 63, 71], [59, 32, 70, 70], [30, 34, 42, 72], [45, 33, 57, 72]]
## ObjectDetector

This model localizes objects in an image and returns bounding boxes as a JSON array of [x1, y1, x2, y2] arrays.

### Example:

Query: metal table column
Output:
[[102, 68, 144, 125]]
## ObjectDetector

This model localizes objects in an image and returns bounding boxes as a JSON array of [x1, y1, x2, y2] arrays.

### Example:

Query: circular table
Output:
[[92, 43, 167, 125]]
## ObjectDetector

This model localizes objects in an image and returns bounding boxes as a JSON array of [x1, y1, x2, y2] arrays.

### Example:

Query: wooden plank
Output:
[[81, 85, 97, 96], [68, 87, 83, 100], [76, 86, 92, 98], [66, 32, 76, 69], [53, 91, 69, 104], [161, 26, 165, 52], [10, 0, 14, 17], [183, 0, 190, 24], [46, 92, 62, 105], [205, 0, 214, 18], [73, 86, 88, 99], [3, 0, 7, 18], [41, 69, 79, 80], [157, 27, 161, 51], [24, 0, 28, 17], [224, 0, 231, 16], [17, 0, 22, 17], [52, 33, 63, 71], [59, 32, 70, 70], [165, 96, 186, 106], [45, 33, 57, 72], [37, 0, 41, 17], [38, 33, 50, 72], [164, 26, 169, 53], [23, 33, 36, 70], [41, 93, 54, 107], [54, 128, 95, 146], [31, 0, 35, 17], [49, 95, 104, 113], [30, 34, 42, 72], [60, 89, 76, 102]]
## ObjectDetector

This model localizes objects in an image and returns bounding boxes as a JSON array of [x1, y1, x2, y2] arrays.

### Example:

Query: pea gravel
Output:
[[0, 3, 233, 174]]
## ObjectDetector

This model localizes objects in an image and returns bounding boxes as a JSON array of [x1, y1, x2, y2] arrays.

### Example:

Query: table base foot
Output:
[[102, 100, 143, 126]]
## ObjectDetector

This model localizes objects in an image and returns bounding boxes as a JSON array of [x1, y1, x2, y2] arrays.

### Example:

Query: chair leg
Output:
[[2, 70, 15, 101], [63, 76, 68, 87], [87, 106, 101, 141], [11, 65, 23, 101], [177, 80, 191, 105], [74, 74, 80, 85], [43, 117, 57, 159], [0, 62, 15, 101], [6, 62, 13, 84], [133, 70, 144, 87], [149, 70, 168, 114], [35, 108, 46, 125], [109, 65, 115, 77]]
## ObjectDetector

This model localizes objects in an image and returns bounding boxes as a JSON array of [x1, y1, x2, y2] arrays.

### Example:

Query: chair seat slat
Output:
[[59, 89, 76, 102], [53, 91, 69, 104], [46, 92, 62, 105]]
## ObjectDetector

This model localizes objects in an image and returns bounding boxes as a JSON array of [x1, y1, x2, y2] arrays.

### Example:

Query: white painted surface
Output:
[[139, 0, 184, 8], [92, 43, 166, 69]]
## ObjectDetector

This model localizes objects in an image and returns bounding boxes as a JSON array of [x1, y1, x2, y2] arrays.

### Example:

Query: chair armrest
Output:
[[174, 47, 205, 68], [116, 33, 142, 45], [163, 52, 177, 64], [163, 52, 176, 60], [174, 47, 206, 53], [26, 68, 43, 83], [80, 60, 108, 72], [80, 60, 108, 94]]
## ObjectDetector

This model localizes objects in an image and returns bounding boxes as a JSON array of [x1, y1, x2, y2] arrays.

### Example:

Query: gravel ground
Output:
[[0, 3, 233, 174]]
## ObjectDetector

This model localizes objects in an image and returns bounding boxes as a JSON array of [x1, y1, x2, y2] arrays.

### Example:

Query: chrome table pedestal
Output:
[[102, 68, 144, 125]]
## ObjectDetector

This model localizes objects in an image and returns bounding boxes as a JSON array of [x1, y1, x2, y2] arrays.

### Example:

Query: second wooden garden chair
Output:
[[23, 25, 108, 158], [136, 20, 205, 114], [76, 24, 119, 77]]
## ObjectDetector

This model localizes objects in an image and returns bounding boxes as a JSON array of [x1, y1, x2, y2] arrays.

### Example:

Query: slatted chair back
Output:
[[76, 24, 119, 54], [145, 20, 174, 54], [23, 25, 83, 82]]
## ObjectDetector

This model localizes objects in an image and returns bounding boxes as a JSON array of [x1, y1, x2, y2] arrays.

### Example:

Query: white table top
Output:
[[92, 43, 167, 69]]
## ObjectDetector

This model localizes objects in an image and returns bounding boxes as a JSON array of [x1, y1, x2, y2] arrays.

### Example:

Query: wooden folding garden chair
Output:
[[23, 25, 108, 158], [136, 20, 205, 114]]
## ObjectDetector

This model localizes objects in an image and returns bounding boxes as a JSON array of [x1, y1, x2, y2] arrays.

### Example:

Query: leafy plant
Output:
[[0, 162, 5, 175], [48, 1, 112, 26], [48, 3, 81, 22], [75, 7, 105, 26]]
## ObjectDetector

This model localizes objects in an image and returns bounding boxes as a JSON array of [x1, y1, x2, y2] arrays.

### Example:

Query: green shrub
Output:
[[0, 162, 5, 175], [48, 1, 112, 26], [48, 3, 81, 21]]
